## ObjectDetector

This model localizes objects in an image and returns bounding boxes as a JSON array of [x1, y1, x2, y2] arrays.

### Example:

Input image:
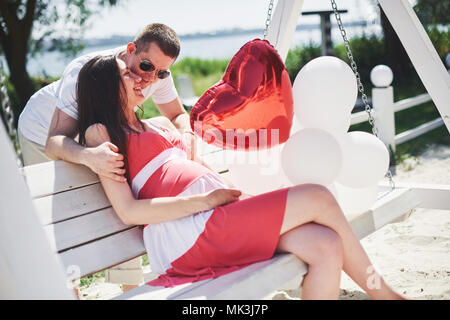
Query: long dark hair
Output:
[[77, 55, 143, 182]]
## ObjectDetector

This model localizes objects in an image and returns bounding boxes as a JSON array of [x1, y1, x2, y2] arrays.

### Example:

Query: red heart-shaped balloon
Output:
[[190, 39, 293, 150]]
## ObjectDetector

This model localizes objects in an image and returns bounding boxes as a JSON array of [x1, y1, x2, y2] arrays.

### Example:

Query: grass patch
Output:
[[140, 58, 229, 119], [140, 100, 161, 119], [79, 254, 149, 289], [394, 125, 449, 164], [188, 71, 224, 96], [79, 270, 105, 288], [142, 254, 149, 266]]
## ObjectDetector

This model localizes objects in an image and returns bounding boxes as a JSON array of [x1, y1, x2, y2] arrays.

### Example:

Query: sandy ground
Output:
[[79, 143, 450, 300], [274, 143, 450, 300]]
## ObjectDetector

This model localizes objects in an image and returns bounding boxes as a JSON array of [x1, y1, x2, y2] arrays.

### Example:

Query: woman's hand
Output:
[[205, 188, 242, 209]]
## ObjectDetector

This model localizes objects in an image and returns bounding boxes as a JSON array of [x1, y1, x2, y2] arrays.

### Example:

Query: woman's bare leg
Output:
[[276, 223, 344, 299], [280, 184, 405, 300]]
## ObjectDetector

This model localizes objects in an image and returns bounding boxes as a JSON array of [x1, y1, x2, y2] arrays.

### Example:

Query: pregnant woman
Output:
[[76, 55, 407, 300]]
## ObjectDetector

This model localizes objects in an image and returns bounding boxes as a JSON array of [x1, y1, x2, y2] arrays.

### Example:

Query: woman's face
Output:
[[116, 58, 146, 109]]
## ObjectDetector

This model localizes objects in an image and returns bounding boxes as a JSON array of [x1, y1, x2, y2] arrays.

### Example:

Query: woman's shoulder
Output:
[[143, 116, 177, 132]]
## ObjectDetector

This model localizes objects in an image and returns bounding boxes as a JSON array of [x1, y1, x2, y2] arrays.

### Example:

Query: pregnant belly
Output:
[[138, 158, 226, 199]]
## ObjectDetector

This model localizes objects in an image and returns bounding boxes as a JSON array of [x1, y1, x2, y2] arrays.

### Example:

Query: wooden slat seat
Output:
[[117, 254, 307, 300]]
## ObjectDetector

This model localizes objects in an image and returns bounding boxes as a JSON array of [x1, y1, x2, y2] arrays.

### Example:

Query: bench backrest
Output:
[[22, 161, 144, 278]]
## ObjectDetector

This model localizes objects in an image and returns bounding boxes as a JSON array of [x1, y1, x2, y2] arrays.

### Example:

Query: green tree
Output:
[[0, 0, 118, 110], [413, 0, 450, 28], [378, 4, 412, 80], [374, 0, 449, 81]]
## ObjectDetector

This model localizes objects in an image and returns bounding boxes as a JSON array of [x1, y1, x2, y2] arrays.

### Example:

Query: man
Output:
[[18, 23, 193, 173], [18, 23, 194, 295]]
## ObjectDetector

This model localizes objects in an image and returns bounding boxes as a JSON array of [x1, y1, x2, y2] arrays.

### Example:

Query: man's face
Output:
[[127, 42, 176, 89]]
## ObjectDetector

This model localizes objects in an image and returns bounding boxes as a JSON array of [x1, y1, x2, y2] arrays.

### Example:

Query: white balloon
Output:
[[333, 182, 379, 217], [281, 128, 343, 186], [292, 56, 357, 135], [228, 144, 289, 195], [336, 131, 390, 188]]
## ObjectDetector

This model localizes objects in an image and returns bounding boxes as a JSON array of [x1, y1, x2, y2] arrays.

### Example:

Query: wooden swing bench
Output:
[[20, 141, 423, 300], [4, 0, 449, 300]]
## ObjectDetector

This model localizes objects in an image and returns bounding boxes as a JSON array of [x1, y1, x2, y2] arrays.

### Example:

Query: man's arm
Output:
[[148, 111, 242, 192], [155, 97, 191, 133], [155, 97, 199, 160], [155, 98, 249, 196], [45, 108, 126, 182]]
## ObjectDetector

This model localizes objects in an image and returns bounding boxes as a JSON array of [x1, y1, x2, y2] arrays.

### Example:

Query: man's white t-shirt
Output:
[[18, 46, 178, 146]]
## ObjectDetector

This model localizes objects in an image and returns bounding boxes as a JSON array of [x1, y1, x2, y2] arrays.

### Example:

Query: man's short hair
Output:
[[134, 23, 180, 58]]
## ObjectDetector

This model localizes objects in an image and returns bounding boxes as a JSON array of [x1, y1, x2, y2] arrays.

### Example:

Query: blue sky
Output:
[[83, 0, 381, 38]]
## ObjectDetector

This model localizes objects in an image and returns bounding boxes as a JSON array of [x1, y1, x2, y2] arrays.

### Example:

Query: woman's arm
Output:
[[85, 124, 241, 226], [99, 177, 241, 225]]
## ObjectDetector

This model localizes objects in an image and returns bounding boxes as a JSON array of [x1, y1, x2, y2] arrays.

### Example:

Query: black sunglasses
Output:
[[139, 60, 171, 79]]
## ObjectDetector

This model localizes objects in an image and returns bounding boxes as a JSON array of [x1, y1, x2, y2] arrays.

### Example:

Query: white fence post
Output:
[[371, 65, 396, 153]]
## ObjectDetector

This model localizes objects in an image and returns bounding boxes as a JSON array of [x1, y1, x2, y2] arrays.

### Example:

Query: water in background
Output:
[[3, 24, 381, 77]]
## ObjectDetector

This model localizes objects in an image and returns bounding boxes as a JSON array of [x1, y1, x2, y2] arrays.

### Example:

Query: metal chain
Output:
[[263, 0, 275, 40], [0, 60, 23, 167], [330, 0, 395, 193]]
